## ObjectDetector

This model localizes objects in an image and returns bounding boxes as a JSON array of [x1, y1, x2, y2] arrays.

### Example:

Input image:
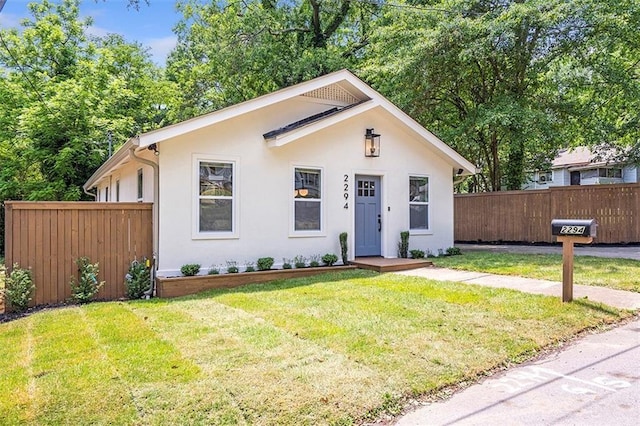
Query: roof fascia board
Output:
[[265, 100, 378, 147], [374, 97, 476, 174], [83, 138, 135, 190], [138, 69, 368, 148]]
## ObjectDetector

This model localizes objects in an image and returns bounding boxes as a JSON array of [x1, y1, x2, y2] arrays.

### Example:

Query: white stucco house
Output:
[[523, 146, 639, 190], [84, 70, 475, 277]]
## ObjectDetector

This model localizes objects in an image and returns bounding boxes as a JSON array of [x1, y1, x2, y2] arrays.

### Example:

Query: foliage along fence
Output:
[[454, 183, 640, 244], [3, 202, 152, 312]]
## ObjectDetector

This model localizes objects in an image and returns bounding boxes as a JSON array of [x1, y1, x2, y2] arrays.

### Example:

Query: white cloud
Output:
[[0, 12, 23, 29], [145, 35, 177, 66]]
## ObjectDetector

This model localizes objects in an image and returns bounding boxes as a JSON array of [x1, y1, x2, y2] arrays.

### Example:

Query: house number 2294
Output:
[[343, 174, 349, 209]]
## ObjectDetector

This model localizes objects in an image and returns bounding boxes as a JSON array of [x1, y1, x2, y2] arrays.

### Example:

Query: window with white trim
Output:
[[409, 176, 429, 230], [137, 168, 143, 200], [198, 161, 234, 233], [294, 167, 321, 231]]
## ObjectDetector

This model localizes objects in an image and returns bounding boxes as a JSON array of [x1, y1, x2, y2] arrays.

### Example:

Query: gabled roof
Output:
[[85, 69, 476, 190], [552, 146, 624, 170]]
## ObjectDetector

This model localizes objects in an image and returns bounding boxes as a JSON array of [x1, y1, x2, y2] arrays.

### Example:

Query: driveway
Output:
[[456, 243, 640, 260]]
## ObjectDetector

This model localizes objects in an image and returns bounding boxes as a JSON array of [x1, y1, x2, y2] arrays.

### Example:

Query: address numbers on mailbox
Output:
[[551, 219, 597, 238]]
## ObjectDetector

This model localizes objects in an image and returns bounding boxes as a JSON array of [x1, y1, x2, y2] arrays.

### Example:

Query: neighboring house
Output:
[[523, 146, 639, 190], [84, 70, 475, 277]]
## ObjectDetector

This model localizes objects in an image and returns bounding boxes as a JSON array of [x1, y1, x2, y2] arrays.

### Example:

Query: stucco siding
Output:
[[157, 103, 455, 276]]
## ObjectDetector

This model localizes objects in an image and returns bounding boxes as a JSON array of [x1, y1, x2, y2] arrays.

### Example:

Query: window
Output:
[[598, 168, 622, 178], [104, 186, 109, 202], [198, 161, 234, 233], [137, 168, 143, 200], [116, 180, 120, 202], [409, 176, 429, 230], [294, 168, 321, 231]]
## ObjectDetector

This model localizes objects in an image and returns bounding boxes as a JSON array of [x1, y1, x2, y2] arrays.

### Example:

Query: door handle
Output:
[[378, 214, 381, 232]]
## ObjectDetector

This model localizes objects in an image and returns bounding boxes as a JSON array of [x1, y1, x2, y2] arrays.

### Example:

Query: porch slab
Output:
[[351, 257, 433, 273]]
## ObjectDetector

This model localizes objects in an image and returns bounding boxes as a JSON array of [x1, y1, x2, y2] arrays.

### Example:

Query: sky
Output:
[[0, 0, 181, 65]]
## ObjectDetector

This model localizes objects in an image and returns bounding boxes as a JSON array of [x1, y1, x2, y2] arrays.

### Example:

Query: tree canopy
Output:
[[0, 0, 638, 254]]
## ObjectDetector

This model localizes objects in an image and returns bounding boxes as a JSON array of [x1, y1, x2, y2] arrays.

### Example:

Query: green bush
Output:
[[125, 258, 151, 299], [3, 264, 34, 312], [321, 253, 338, 266], [245, 262, 256, 272], [257, 257, 274, 271], [398, 231, 410, 258], [294, 255, 307, 268], [207, 266, 220, 275], [180, 263, 201, 276], [409, 249, 425, 259], [70, 257, 104, 304], [282, 258, 292, 269], [309, 255, 321, 268], [339, 232, 348, 265], [226, 260, 239, 274], [446, 246, 462, 256]]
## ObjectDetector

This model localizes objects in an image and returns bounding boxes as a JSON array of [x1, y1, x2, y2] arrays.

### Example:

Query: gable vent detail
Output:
[[302, 84, 359, 104]]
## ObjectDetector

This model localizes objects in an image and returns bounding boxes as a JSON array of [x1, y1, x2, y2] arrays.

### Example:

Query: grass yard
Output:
[[0, 270, 632, 425], [434, 251, 640, 293]]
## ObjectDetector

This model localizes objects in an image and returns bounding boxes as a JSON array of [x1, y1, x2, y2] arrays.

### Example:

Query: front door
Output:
[[570, 171, 581, 185], [355, 175, 381, 256]]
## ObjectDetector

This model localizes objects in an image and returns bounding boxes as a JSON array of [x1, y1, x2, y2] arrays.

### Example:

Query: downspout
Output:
[[83, 187, 98, 200], [129, 144, 159, 297]]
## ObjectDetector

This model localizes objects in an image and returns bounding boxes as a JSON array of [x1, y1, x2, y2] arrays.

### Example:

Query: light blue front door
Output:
[[355, 175, 381, 256]]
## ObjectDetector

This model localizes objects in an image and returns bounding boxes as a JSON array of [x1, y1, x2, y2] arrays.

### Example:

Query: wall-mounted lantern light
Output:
[[147, 143, 159, 156], [365, 128, 380, 157]]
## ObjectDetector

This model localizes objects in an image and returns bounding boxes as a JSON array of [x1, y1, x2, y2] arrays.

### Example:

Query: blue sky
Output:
[[0, 0, 181, 65]]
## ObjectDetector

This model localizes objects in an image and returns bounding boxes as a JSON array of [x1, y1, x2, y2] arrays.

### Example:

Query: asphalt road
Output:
[[395, 318, 640, 425]]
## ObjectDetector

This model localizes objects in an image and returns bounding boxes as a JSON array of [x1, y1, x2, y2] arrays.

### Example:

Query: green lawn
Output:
[[434, 251, 640, 293], [0, 270, 631, 425]]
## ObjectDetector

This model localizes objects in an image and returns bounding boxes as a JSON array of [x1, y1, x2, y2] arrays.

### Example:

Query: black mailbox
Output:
[[551, 219, 597, 237]]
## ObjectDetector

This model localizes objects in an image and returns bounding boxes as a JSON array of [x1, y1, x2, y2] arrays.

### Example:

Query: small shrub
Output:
[[207, 266, 220, 275], [257, 257, 274, 271], [244, 262, 256, 273], [339, 232, 348, 265], [409, 249, 425, 259], [3, 264, 34, 312], [294, 255, 307, 268], [322, 253, 338, 266], [438, 248, 445, 257], [446, 246, 462, 256], [70, 257, 104, 304], [426, 249, 436, 258], [226, 260, 239, 274], [398, 231, 410, 258], [180, 263, 201, 276], [125, 258, 151, 299], [309, 254, 321, 268], [282, 258, 292, 269]]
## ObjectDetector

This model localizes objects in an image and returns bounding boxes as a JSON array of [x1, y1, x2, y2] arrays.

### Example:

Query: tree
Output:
[[166, 0, 379, 120], [362, 0, 637, 191], [0, 0, 173, 254]]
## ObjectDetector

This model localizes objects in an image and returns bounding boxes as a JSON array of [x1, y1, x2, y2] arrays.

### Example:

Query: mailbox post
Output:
[[551, 219, 597, 302]]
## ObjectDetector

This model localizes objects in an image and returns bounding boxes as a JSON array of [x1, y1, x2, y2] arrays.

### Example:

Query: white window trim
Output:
[[192, 154, 239, 240], [409, 174, 431, 235], [290, 164, 325, 237]]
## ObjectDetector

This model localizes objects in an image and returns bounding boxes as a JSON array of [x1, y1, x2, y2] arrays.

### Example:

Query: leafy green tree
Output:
[[362, 0, 638, 191], [166, 0, 379, 120]]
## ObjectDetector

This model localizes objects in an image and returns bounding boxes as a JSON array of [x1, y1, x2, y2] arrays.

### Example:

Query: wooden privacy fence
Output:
[[4, 202, 152, 311], [454, 184, 640, 244]]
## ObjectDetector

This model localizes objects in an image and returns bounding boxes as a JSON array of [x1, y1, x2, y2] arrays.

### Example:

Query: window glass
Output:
[[137, 169, 143, 199], [409, 176, 429, 230], [294, 168, 321, 231], [199, 162, 233, 232]]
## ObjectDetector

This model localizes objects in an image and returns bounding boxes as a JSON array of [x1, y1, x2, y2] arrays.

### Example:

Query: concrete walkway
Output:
[[396, 267, 640, 310], [457, 243, 640, 261]]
